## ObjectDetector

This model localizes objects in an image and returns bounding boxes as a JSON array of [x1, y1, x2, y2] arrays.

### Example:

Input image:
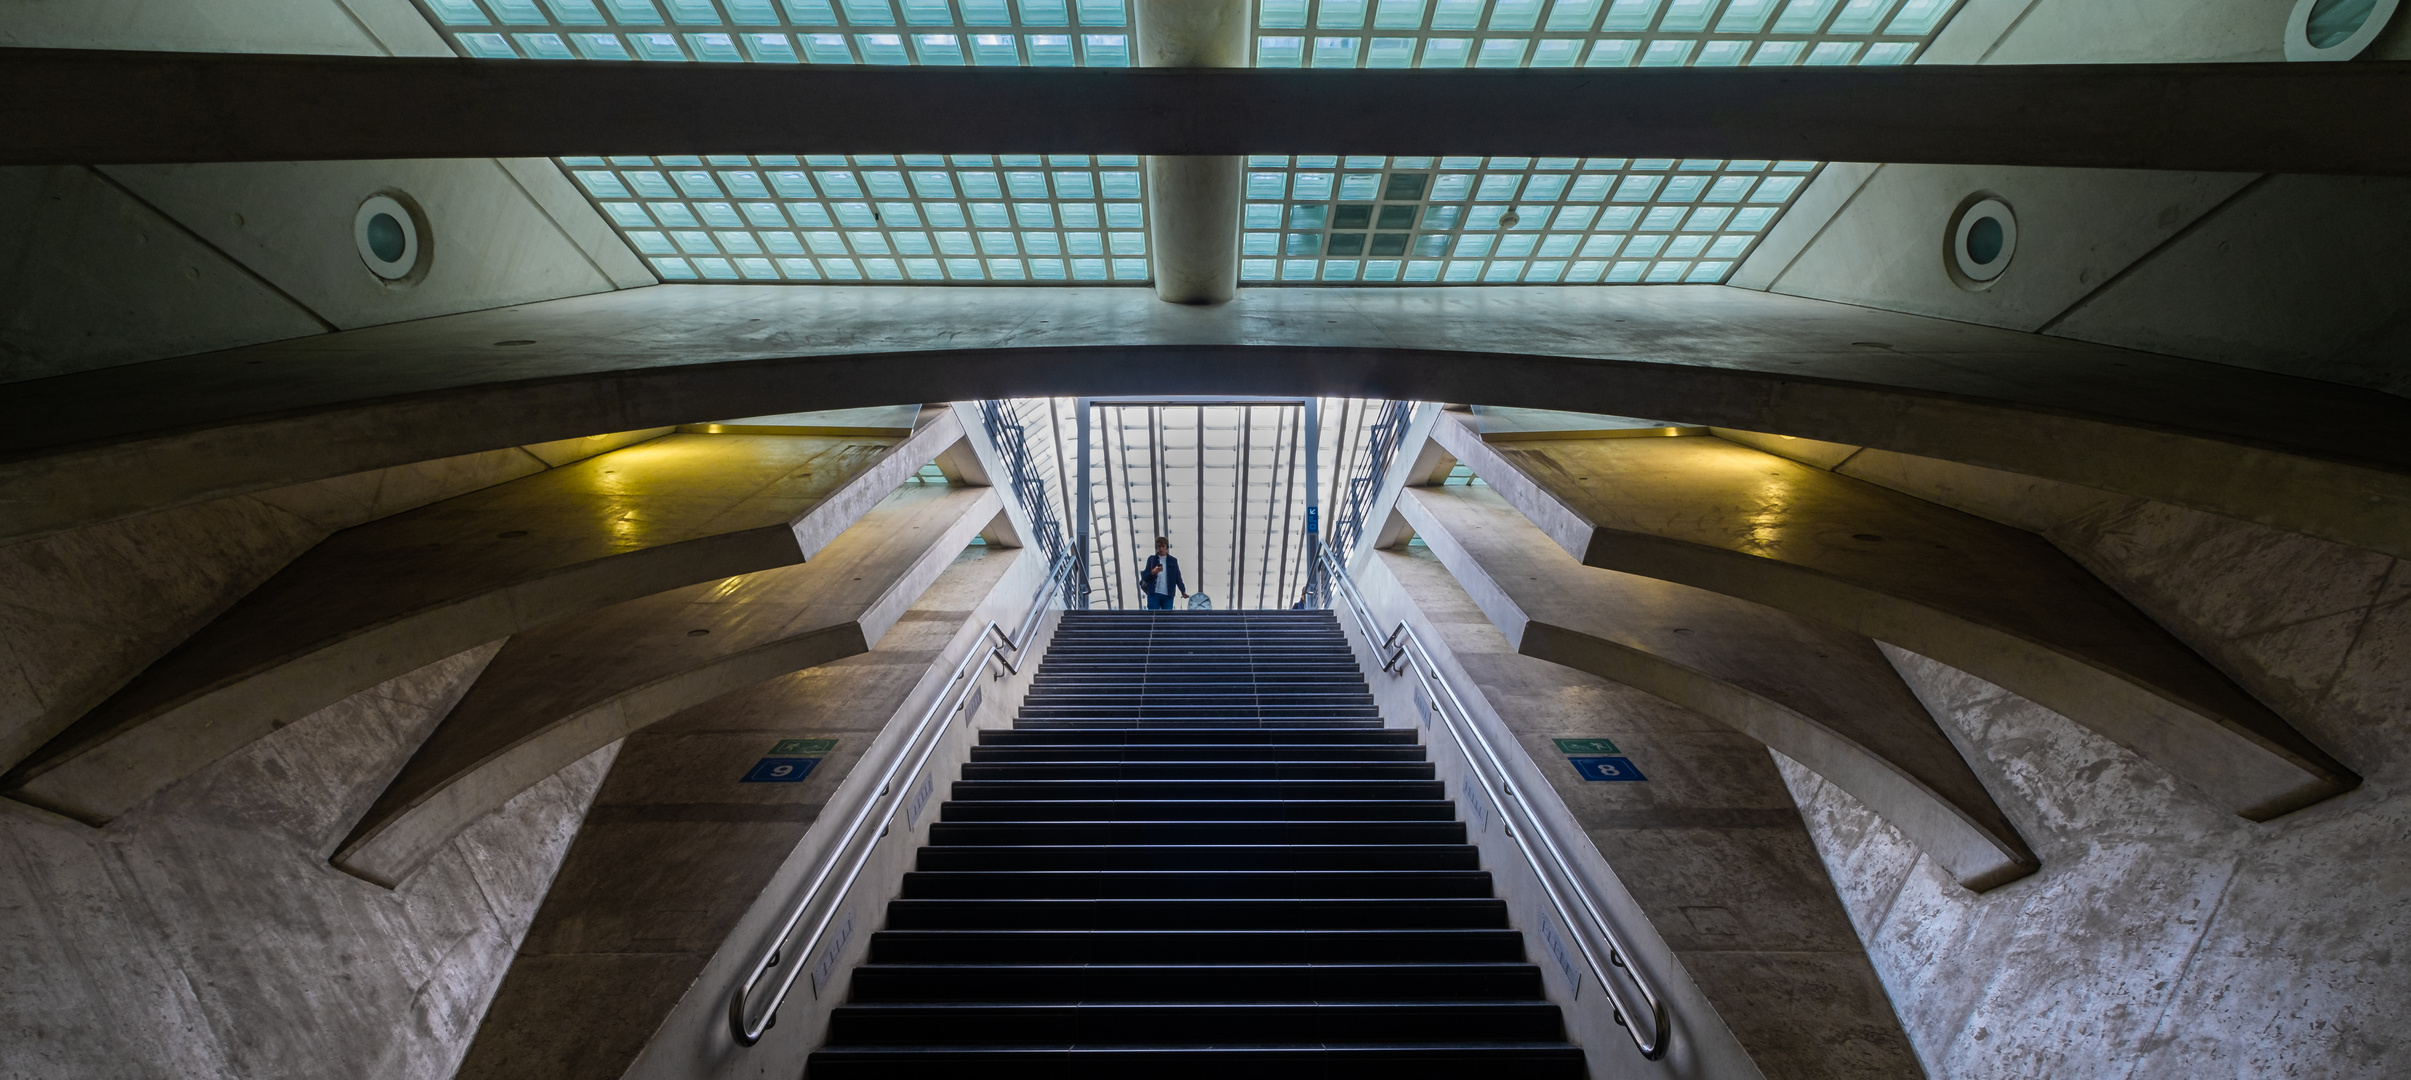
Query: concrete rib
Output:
[[1432, 411, 2357, 821], [1399, 484, 2037, 891], [332, 485, 1003, 888], [454, 544, 1035, 1080], [1, 417, 962, 825]]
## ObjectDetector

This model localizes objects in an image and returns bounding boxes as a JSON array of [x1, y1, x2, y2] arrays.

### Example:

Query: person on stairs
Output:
[[1140, 536, 1188, 611]]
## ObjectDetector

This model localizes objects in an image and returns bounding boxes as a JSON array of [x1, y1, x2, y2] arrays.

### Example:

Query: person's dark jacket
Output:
[[1140, 554, 1185, 596]]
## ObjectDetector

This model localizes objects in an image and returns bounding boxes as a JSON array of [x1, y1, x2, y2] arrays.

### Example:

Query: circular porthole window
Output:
[[2286, 0, 2400, 60], [1947, 195, 2017, 289], [353, 193, 427, 282]]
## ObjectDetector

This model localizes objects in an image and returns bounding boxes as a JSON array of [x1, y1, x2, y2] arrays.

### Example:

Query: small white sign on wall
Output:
[[809, 908, 857, 998], [1539, 913, 1583, 1000]]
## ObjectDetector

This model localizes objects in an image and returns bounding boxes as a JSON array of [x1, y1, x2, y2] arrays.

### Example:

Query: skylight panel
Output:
[[426, 0, 1962, 73], [1231, 151, 1814, 285], [424, 0, 1963, 286], [560, 153, 1150, 283]]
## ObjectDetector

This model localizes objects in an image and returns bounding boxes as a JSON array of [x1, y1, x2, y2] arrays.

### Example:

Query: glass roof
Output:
[[1234, 154, 1812, 285], [563, 153, 1151, 283], [414, 0, 1969, 286]]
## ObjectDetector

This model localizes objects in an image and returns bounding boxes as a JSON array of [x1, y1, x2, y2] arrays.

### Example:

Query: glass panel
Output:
[[1545, 0, 1603, 30], [1223, 152, 1817, 287], [1321, 0, 1370, 25], [471, 0, 1955, 287], [1715, 0, 1778, 30]]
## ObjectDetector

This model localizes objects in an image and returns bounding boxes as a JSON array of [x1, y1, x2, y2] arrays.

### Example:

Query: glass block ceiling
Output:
[[415, 0, 1968, 285], [562, 153, 1153, 282]]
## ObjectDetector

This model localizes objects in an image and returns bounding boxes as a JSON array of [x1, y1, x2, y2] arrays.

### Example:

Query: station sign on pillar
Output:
[[1135, 0, 1248, 304]]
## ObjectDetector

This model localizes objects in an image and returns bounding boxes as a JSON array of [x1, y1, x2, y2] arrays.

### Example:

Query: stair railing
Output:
[[728, 551, 1075, 1047], [1319, 546, 1671, 1061], [1311, 399, 1417, 609]]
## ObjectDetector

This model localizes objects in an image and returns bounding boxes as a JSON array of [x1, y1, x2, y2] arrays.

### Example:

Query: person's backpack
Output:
[[1187, 593, 1213, 611]]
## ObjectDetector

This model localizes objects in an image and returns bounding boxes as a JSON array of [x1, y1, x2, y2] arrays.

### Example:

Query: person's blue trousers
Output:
[[1145, 593, 1175, 610]]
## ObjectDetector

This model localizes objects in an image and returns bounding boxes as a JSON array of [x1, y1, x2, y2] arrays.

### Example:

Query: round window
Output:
[[1948, 196, 2017, 288], [353, 194, 423, 281], [2286, 0, 2400, 60]]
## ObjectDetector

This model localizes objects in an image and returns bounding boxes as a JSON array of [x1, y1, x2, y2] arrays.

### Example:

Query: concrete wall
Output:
[[0, 431, 666, 775], [1734, 0, 2411, 397], [1774, 482, 2410, 1078], [0, 0, 651, 385], [0, 641, 616, 1080], [0, 429, 673, 1080]]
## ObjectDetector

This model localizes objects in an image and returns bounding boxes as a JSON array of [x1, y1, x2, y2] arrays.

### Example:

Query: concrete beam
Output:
[[8, 49, 2411, 174], [1398, 483, 2036, 891], [1431, 412, 2358, 821], [6, 287, 2410, 562], [333, 485, 1002, 888], [1, 420, 961, 825]]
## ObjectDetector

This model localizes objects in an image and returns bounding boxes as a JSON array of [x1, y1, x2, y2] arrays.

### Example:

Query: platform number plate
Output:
[[743, 757, 821, 783], [1567, 756, 1646, 782]]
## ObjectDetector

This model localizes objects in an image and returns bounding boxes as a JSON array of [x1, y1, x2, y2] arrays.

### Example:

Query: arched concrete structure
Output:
[[0, 419, 962, 825], [334, 485, 1004, 888], [6, 287, 2410, 559], [1397, 484, 2038, 891], [1429, 412, 2358, 821]]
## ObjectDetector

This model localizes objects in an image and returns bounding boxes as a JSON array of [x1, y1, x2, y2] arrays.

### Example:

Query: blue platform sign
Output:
[[742, 757, 821, 783], [1568, 756, 1646, 782], [1305, 506, 1319, 534]]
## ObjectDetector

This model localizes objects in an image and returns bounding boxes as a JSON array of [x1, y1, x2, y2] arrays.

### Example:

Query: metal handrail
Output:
[[729, 551, 1074, 1046], [974, 399, 1069, 568], [1319, 547, 1671, 1060]]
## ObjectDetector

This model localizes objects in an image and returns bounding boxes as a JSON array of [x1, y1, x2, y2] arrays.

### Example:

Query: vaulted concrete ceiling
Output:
[[6, 285, 2407, 561]]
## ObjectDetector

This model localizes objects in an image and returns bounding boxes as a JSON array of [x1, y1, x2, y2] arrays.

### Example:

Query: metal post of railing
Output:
[[975, 399, 1070, 570], [728, 553, 1072, 1047], [1318, 546, 1671, 1060]]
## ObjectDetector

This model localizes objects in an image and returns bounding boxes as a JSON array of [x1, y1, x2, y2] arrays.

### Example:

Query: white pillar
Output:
[[1135, 0, 1249, 305]]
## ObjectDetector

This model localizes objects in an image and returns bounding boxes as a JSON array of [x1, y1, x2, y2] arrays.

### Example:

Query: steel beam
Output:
[[5, 49, 2411, 173]]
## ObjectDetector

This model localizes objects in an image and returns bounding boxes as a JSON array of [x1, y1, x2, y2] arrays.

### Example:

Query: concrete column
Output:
[[1135, 0, 1247, 304]]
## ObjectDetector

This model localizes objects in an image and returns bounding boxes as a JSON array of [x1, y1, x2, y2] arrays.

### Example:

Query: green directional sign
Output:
[[772, 737, 839, 755], [1552, 738, 1621, 755]]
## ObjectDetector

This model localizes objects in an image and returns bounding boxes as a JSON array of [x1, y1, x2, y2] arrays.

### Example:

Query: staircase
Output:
[[807, 609, 1587, 1077]]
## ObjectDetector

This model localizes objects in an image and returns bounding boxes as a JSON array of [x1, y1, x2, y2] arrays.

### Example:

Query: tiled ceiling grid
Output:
[[562, 153, 1152, 282], [413, 0, 1966, 286], [1249, 0, 1958, 67], [1237, 154, 1814, 284]]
